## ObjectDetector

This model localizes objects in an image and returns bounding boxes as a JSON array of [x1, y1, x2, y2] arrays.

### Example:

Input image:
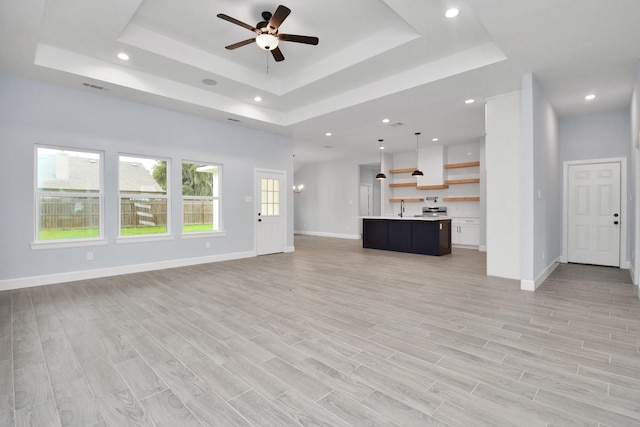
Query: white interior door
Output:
[[567, 162, 621, 266], [256, 171, 285, 255], [359, 184, 372, 216]]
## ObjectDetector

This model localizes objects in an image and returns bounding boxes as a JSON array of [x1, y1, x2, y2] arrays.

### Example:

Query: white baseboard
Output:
[[294, 231, 361, 240], [630, 262, 636, 285], [478, 245, 487, 252], [0, 251, 256, 292], [284, 246, 295, 253], [520, 257, 561, 292]]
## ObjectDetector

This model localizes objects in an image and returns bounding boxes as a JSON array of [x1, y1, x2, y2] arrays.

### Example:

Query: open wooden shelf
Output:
[[443, 196, 480, 202], [389, 182, 417, 188], [389, 198, 424, 203], [444, 161, 480, 169], [444, 178, 480, 185], [416, 184, 449, 190], [389, 168, 417, 174]]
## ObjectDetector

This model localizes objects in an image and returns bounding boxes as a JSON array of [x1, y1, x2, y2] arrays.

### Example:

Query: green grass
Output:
[[183, 224, 215, 233], [39, 224, 215, 240]]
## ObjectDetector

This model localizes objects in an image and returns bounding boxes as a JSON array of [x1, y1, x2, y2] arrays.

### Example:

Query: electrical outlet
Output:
[[86, 251, 94, 261]]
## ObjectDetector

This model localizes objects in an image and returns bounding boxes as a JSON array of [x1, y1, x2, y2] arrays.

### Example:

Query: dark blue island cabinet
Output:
[[362, 218, 451, 256]]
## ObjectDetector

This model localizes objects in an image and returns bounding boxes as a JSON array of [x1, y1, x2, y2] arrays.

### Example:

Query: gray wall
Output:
[[0, 75, 293, 285], [522, 74, 561, 283], [558, 106, 632, 262]]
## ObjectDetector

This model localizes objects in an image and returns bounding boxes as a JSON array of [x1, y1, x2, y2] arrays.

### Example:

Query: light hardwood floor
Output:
[[1, 235, 640, 426]]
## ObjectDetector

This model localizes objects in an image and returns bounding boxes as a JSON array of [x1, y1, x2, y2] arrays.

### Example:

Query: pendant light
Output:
[[375, 139, 386, 180], [411, 132, 424, 177]]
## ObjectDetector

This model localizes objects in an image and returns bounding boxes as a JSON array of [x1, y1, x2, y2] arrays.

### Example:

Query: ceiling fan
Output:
[[217, 5, 319, 62]]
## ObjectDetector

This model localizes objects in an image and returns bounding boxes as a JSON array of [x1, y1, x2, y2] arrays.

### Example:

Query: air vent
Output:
[[389, 122, 404, 127], [227, 118, 241, 122], [82, 82, 108, 91]]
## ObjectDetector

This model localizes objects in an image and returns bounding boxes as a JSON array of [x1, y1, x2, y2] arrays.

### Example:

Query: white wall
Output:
[[631, 62, 640, 287], [485, 91, 522, 280], [559, 107, 632, 264], [0, 75, 293, 288], [294, 155, 374, 239], [521, 74, 561, 290]]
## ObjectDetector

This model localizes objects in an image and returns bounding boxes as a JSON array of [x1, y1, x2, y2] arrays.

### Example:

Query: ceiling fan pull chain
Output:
[[266, 51, 270, 74]]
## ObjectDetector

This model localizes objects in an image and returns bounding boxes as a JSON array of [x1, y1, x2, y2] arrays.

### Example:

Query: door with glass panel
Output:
[[256, 170, 285, 255]]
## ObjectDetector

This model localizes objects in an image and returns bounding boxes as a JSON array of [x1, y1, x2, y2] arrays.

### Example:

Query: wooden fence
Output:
[[39, 198, 213, 230]]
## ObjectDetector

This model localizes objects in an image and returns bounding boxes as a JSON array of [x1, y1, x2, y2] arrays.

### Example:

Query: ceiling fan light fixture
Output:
[[256, 33, 279, 50]]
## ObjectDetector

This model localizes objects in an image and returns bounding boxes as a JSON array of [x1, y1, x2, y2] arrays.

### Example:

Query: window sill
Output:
[[181, 231, 226, 239], [31, 239, 108, 250], [116, 234, 176, 244]]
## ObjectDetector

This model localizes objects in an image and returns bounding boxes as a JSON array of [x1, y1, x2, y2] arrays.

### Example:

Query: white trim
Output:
[[31, 239, 108, 250], [116, 234, 175, 244], [295, 230, 361, 240], [562, 158, 627, 269], [630, 261, 636, 284], [284, 246, 295, 253], [0, 250, 256, 292], [478, 245, 487, 252], [180, 231, 226, 239], [520, 256, 561, 291]]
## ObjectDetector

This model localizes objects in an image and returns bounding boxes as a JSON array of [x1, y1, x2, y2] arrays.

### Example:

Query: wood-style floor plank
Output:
[[1, 236, 639, 426]]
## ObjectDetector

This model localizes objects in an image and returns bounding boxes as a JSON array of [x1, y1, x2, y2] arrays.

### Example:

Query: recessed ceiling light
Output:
[[202, 78, 217, 85], [117, 52, 129, 61], [432, 138, 439, 142], [382, 118, 390, 123], [254, 96, 262, 102], [585, 94, 596, 101], [465, 99, 475, 104], [445, 8, 459, 18], [325, 132, 332, 136]]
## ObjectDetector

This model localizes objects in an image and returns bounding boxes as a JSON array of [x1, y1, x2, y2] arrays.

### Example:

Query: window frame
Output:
[[33, 144, 105, 248], [180, 160, 223, 237], [117, 153, 171, 241]]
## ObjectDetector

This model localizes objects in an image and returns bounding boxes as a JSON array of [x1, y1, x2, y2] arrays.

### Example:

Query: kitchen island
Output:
[[361, 216, 451, 256]]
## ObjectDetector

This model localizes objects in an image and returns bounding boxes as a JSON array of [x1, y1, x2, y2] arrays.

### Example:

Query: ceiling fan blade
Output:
[[271, 47, 285, 62], [225, 38, 256, 50], [278, 34, 319, 45], [217, 14, 259, 33], [268, 5, 291, 31]]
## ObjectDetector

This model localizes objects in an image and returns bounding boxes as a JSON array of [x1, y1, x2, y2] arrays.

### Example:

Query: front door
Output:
[[567, 162, 621, 267], [256, 170, 285, 255]]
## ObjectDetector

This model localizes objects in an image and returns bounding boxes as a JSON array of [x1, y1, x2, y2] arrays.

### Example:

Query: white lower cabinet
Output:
[[452, 218, 479, 247]]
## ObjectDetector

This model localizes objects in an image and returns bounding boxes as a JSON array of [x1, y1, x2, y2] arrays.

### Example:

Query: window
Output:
[[182, 162, 220, 233], [35, 146, 103, 242], [261, 178, 280, 216], [119, 155, 169, 236]]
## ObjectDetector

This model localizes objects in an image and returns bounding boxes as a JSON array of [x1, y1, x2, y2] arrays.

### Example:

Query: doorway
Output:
[[255, 169, 286, 255], [359, 184, 373, 216], [563, 158, 627, 268]]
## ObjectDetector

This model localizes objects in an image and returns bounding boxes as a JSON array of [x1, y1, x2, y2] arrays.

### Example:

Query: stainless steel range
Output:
[[415, 206, 447, 217]]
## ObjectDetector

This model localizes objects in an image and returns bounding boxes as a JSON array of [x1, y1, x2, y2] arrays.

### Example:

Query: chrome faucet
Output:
[[399, 199, 405, 217]]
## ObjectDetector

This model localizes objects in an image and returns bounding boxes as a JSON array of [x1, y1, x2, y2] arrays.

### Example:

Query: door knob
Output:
[[614, 221, 619, 225]]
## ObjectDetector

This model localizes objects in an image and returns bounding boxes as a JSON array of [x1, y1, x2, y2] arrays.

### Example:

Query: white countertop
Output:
[[360, 216, 450, 221]]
